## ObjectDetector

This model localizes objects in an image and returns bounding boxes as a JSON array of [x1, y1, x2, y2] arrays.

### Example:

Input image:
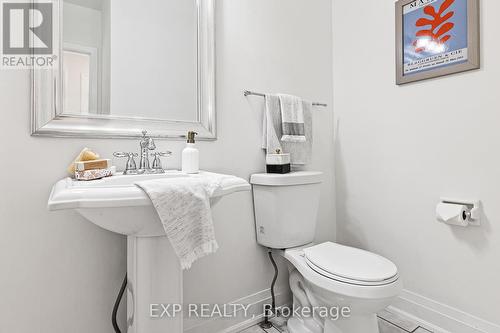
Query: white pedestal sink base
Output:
[[127, 236, 182, 333], [48, 171, 251, 333]]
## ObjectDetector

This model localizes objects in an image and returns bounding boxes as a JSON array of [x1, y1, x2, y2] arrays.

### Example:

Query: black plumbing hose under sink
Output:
[[113, 253, 278, 333], [112, 274, 128, 333]]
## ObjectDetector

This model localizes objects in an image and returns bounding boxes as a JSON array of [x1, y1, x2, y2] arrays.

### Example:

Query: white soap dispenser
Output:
[[182, 131, 199, 174]]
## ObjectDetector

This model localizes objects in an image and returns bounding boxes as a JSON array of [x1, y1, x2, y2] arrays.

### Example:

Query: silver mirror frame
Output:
[[31, 0, 216, 140]]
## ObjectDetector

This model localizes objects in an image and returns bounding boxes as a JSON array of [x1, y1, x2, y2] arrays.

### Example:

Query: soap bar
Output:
[[75, 159, 111, 172], [67, 148, 100, 175], [75, 166, 116, 181]]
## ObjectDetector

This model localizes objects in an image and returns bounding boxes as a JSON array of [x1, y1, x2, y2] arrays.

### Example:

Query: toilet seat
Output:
[[303, 242, 399, 286], [284, 245, 402, 301]]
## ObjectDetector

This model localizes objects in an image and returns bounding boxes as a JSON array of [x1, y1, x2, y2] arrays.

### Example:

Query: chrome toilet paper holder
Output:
[[439, 197, 481, 226]]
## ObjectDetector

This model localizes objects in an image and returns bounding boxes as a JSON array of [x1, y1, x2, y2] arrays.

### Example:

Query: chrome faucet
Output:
[[114, 130, 172, 175]]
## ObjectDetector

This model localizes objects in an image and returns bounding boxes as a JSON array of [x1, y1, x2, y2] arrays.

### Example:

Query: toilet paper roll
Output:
[[436, 202, 469, 227]]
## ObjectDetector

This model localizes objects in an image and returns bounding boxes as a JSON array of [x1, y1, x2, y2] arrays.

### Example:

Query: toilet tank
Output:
[[250, 171, 323, 249]]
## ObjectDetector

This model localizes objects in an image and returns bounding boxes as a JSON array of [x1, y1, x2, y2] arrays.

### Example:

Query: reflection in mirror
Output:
[[63, 47, 98, 114], [63, 0, 107, 115], [62, 0, 198, 122], [63, 51, 91, 114]]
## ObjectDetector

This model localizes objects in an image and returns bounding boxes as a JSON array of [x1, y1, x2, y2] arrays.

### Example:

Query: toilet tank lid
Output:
[[250, 171, 323, 186]]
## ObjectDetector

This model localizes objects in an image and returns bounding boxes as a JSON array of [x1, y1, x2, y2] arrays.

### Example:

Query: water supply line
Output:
[[112, 274, 127, 333], [268, 250, 278, 314], [261, 249, 279, 329]]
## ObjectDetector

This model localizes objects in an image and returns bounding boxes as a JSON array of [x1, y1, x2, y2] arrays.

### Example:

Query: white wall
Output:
[[184, 1, 335, 329], [0, 0, 334, 332], [0, 70, 128, 332], [333, 0, 500, 327]]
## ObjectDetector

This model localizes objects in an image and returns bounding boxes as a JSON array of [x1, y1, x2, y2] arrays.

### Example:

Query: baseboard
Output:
[[390, 289, 500, 333], [183, 285, 292, 333], [185, 287, 500, 333]]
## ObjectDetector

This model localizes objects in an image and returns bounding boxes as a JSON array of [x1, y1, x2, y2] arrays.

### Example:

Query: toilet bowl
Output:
[[282, 242, 402, 333], [250, 172, 402, 333]]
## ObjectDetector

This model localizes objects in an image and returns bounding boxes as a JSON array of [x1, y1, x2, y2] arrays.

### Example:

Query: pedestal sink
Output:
[[48, 171, 250, 333]]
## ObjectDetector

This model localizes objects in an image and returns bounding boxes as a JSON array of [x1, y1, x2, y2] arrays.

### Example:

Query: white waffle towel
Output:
[[136, 176, 223, 270]]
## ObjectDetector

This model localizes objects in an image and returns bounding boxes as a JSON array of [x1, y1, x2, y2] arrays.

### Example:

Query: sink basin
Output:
[[48, 170, 251, 236]]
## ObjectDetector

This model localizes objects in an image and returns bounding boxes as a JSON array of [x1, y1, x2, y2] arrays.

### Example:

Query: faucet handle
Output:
[[113, 152, 128, 158], [114, 152, 138, 174], [151, 151, 172, 157], [114, 152, 138, 158], [150, 151, 172, 170]]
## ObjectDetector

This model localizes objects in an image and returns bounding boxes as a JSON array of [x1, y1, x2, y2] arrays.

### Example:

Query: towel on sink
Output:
[[136, 175, 225, 270]]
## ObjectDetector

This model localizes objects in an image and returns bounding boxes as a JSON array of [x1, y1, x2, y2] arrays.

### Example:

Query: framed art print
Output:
[[396, 0, 479, 85]]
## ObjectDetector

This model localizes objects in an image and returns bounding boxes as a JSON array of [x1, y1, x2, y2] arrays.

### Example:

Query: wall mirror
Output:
[[31, 0, 216, 139]]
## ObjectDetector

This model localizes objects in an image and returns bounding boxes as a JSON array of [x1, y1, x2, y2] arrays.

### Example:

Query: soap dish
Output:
[[75, 166, 116, 181]]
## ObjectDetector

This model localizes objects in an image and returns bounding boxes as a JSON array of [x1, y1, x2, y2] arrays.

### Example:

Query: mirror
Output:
[[31, 0, 216, 139]]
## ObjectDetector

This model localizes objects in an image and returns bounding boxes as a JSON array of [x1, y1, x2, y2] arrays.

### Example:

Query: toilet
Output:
[[250, 171, 402, 333]]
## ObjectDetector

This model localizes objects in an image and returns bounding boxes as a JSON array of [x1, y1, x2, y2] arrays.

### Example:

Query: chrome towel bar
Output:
[[244, 90, 327, 107]]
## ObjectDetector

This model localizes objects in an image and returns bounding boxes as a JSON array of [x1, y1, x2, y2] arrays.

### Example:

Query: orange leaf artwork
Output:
[[413, 0, 455, 53]]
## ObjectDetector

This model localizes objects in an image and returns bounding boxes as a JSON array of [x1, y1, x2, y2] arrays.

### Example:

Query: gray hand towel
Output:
[[262, 94, 312, 165], [278, 94, 307, 143]]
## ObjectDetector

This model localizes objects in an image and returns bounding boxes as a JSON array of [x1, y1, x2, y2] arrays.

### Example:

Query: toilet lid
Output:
[[303, 242, 398, 285]]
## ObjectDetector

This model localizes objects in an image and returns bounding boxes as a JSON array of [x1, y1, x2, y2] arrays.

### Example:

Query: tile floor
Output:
[[239, 309, 434, 333]]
